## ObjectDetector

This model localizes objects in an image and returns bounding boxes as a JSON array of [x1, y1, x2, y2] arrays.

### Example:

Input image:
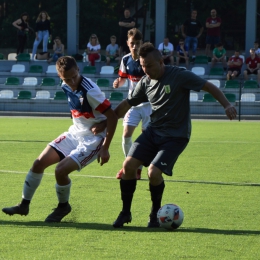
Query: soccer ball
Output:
[[157, 203, 184, 230]]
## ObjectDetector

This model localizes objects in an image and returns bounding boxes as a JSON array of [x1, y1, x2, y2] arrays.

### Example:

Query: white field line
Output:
[[0, 170, 259, 186]]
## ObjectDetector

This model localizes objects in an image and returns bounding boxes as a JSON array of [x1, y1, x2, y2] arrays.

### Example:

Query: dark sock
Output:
[[58, 202, 68, 208], [21, 199, 30, 205], [120, 179, 137, 214], [149, 181, 165, 215]]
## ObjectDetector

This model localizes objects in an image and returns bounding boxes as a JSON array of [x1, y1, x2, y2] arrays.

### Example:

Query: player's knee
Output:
[[147, 165, 162, 181], [123, 158, 138, 178], [31, 158, 45, 173], [55, 164, 67, 179]]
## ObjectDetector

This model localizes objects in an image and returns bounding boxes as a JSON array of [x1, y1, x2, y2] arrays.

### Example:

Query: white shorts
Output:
[[49, 132, 103, 171], [123, 103, 152, 130]]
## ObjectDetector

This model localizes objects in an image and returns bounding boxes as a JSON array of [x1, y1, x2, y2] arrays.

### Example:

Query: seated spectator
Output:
[[106, 35, 120, 65], [226, 50, 243, 80], [254, 41, 260, 57], [243, 48, 260, 84], [158, 37, 174, 65], [176, 39, 189, 68], [86, 34, 101, 66], [211, 42, 227, 69], [47, 37, 64, 63]]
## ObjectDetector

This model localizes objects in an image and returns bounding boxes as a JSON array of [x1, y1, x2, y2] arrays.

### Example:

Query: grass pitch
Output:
[[0, 117, 259, 259]]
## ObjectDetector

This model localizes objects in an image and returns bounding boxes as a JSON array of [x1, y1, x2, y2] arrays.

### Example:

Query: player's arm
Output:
[[114, 99, 132, 119], [113, 77, 126, 88], [202, 81, 237, 120]]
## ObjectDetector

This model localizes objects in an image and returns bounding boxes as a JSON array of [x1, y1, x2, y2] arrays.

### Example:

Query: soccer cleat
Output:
[[113, 211, 132, 228], [2, 203, 29, 216], [116, 168, 123, 179], [45, 204, 71, 223], [147, 212, 160, 228], [136, 169, 142, 180]]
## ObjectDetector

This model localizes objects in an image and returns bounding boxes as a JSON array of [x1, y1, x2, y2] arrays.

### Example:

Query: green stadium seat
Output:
[[41, 77, 56, 86], [82, 66, 96, 74], [224, 80, 240, 88], [5, 77, 20, 85], [17, 90, 32, 99], [209, 67, 224, 76], [54, 91, 67, 100], [96, 78, 110, 87], [0, 53, 4, 60], [224, 93, 236, 102], [16, 53, 30, 61], [243, 80, 258, 88], [29, 65, 43, 73], [109, 92, 124, 101], [194, 55, 208, 64], [203, 93, 216, 102]]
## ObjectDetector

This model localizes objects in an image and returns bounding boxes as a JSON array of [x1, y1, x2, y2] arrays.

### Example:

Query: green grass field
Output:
[[0, 117, 259, 259]]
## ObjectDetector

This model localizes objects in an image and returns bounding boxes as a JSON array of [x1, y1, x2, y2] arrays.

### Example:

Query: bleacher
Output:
[[0, 53, 259, 119]]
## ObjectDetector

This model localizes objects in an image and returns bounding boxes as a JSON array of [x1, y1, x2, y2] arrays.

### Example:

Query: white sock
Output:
[[122, 137, 132, 157], [22, 170, 43, 200], [55, 182, 71, 203]]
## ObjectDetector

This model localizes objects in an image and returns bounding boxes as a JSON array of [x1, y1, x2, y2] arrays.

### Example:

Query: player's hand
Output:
[[91, 120, 107, 135], [225, 105, 237, 120], [97, 147, 110, 166], [113, 78, 119, 88]]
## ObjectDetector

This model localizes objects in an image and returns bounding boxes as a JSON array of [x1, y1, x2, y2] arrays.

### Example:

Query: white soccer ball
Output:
[[157, 203, 184, 230]]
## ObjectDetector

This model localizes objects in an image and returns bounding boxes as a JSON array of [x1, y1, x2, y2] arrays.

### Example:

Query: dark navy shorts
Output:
[[128, 126, 189, 176]]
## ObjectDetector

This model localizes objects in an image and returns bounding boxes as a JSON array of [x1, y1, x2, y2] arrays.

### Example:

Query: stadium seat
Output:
[[96, 78, 110, 87], [5, 77, 20, 85], [46, 65, 57, 74], [8, 53, 17, 60], [35, 90, 51, 99], [209, 67, 224, 76], [100, 66, 114, 75], [109, 91, 124, 101], [16, 53, 30, 61], [54, 91, 67, 100], [243, 80, 258, 88], [0, 90, 14, 99], [22, 77, 38, 86], [0, 53, 4, 60], [189, 92, 198, 101], [203, 93, 216, 102], [208, 79, 221, 88], [29, 65, 43, 73], [82, 66, 96, 74], [10, 64, 25, 73], [191, 67, 205, 76], [41, 77, 56, 86], [241, 93, 256, 102], [17, 90, 32, 99], [224, 80, 240, 88], [224, 93, 236, 102], [194, 55, 208, 64]]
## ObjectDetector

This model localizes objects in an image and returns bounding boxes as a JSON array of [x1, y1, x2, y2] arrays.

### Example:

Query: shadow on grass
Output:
[[0, 220, 259, 235]]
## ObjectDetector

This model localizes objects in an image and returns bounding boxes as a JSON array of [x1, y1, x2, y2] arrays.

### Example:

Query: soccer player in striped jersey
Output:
[[2, 56, 118, 222]]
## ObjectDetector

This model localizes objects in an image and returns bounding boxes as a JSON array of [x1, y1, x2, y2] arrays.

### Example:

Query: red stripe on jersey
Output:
[[71, 109, 95, 119], [128, 74, 142, 82], [95, 99, 111, 113], [118, 70, 128, 78]]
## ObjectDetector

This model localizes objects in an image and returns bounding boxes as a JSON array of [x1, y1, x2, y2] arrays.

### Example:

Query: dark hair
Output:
[[217, 42, 223, 47], [56, 56, 77, 73], [234, 50, 240, 53], [139, 42, 162, 60], [127, 28, 142, 40], [21, 12, 29, 21]]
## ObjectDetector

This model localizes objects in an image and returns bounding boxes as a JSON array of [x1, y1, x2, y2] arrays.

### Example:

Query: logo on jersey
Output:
[[164, 85, 171, 94]]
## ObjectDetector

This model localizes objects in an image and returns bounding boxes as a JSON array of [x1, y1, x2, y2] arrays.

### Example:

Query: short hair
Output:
[[56, 56, 77, 73], [191, 9, 197, 13], [139, 42, 162, 60], [127, 28, 142, 40], [234, 50, 240, 53], [217, 42, 223, 47], [110, 35, 116, 40], [250, 48, 255, 52], [254, 41, 259, 44]]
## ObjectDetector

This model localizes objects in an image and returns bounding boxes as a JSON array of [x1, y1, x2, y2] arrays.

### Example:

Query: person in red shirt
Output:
[[205, 9, 221, 57], [243, 48, 260, 83], [226, 50, 243, 80]]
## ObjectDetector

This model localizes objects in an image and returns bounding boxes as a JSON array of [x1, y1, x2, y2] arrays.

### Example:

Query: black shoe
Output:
[[2, 203, 29, 216], [147, 212, 160, 228], [113, 211, 132, 228], [45, 204, 71, 223]]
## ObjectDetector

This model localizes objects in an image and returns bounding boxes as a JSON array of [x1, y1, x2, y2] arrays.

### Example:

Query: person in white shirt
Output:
[[158, 37, 174, 65], [86, 34, 101, 66]]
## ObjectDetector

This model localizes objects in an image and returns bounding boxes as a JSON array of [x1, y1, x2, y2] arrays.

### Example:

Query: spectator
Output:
[[119, 8, 135, 56], [211, 42, 227, 69], [181, 9, 204, 61], [47, 37, 64, 63], [253, 41, 260, 57], [176, 39, 189, 69], [12, 12, 30, 55], [243, 48, 260, 84], [32, 11, 52, 60], [158, 37, 174, 65], [86, 34, 101, 66], [226, 50, 243, 80], [106, 35, 120, 65], [205, 9, 221, 57]]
